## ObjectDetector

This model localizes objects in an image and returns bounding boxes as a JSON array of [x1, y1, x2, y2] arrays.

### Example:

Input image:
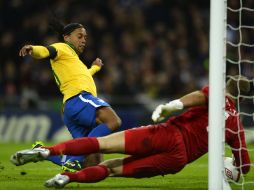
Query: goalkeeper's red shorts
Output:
[[123, 124, 188, 178]]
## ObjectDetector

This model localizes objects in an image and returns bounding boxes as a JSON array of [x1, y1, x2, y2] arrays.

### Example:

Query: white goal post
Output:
[[209, 0, 254, 189], [208, 0, 227, 190]]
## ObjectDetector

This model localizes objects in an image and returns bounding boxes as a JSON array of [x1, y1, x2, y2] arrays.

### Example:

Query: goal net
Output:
[[226, 0, 254, 189], [209, 0, 254, 190]]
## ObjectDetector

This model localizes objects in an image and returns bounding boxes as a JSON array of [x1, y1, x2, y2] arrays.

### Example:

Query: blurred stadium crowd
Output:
[[0, 0, 253, 110]]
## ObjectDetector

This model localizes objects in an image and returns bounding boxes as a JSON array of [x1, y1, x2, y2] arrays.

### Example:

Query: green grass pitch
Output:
[[0, 143, 253, 190]]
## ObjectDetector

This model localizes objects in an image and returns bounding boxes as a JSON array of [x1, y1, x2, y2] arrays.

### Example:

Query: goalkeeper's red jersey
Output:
[[167, 86, 250, 173]]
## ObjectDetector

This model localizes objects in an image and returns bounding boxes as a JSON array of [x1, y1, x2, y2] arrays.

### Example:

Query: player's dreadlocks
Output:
[[49, 16, 83, 41]]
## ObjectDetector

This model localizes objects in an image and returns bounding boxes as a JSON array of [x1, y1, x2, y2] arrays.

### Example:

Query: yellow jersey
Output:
[[31, 43, 101, 102]]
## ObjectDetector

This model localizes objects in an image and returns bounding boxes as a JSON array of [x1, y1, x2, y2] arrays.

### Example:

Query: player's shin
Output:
[[62, 165, 109, 183], [45, 165, 109, 188]]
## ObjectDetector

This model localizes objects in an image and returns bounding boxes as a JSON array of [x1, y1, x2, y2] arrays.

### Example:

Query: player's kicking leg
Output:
[[10, 131, 125, 166], [44, 157, 124, 188], [43, 125, 187, 188], [10, 148, 50, 166]]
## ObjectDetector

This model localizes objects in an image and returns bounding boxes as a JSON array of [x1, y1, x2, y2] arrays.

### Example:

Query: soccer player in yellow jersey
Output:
[[19, 22, 121, 171]]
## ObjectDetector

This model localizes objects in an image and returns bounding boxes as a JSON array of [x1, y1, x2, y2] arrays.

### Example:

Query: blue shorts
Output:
[[63, 92, 110, 138]]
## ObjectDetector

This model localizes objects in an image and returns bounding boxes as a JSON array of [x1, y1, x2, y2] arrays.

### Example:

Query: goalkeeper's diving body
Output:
[[19, 22, 121, 171], [11, 76, 251, 188]]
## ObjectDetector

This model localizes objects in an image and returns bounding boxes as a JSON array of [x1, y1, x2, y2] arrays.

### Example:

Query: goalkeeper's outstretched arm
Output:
[[229, 133, 251, 174], [152, 90, 207, 122]]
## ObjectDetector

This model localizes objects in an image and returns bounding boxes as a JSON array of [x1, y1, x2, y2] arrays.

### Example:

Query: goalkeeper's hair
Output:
[[226, 75, 250, 97]]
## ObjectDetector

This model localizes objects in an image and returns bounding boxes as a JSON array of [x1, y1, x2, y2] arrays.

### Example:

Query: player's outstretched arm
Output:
[[19, 45, 51, 59], [180, 90, 207, 108], [229, 132, 251, 174], [152, 90, 206, 122], [19, 45, 33, 57], [89, 58, 103, 75], [152, 100, 184, 122]]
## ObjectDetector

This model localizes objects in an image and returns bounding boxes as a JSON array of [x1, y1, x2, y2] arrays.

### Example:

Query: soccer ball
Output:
[[224, 157, 240, 182]]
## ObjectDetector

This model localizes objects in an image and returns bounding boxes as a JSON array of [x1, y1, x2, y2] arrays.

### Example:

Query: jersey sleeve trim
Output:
[[201, 86, 209, 105], [46, 46, 57, 59]]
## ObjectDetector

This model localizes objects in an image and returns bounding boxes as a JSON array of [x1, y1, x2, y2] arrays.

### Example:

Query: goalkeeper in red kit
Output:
[[11, 76, 251, 188]]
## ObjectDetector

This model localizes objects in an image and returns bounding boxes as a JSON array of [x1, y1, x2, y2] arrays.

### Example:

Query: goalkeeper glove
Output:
[[151, 99, 184, 122], [224, 157, 240, 182]]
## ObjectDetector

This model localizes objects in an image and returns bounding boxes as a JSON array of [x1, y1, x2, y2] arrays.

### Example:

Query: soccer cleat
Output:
[[32, 141, 45, 149], [10, 148, 50, 166], [62, 160, 82, 172], [44, 174, 70, 188]]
